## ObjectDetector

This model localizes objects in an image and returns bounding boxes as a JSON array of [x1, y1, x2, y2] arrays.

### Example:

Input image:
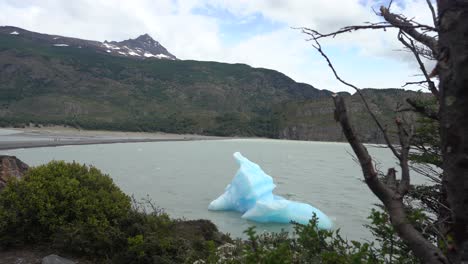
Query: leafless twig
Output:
[[307, 36, 402, 160], [426, 0, 438, 28], [398, 31, 439, 99], [402, 80, 429, 87]]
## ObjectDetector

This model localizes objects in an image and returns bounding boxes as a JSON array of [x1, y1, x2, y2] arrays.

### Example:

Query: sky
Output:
[[0, 0, 436, 93]]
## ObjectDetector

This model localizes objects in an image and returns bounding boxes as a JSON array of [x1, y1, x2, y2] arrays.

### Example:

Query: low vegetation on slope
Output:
[[0, 33, 426, 142], [0, 34, 328, 137]]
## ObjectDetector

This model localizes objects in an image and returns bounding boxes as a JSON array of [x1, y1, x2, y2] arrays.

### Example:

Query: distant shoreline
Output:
[[0, 126, 229, 151]]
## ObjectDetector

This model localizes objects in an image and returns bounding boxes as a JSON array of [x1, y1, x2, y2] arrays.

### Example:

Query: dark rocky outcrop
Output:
[[277, 89, 431, 143], [0, 155, 28, 190], [174, 219, 232, 245]]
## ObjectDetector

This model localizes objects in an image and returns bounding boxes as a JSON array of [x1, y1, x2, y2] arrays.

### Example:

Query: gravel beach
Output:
[[0, 126, 226, 150]]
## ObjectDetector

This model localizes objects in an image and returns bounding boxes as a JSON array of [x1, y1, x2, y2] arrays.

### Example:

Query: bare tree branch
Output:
[[333, 95, 448, 264], [309, 38, 401, 160], [398, 31, 440, 99], [333, 95, 393, 200], [380, 6, 438, 55], [301, 24, 394, 40], [402, 80, 429, 87], [300, 21, 436, 42], [396, 118, 412, 195], [426, 0, 438, 28], [384, 167, 397, 190]]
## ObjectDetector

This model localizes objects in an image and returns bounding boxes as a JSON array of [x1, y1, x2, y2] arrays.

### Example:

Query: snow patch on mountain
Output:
[[156, 54, 170, 59], [103, 42, 121, 50]]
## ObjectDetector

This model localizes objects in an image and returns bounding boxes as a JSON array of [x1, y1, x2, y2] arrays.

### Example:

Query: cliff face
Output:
[[0, 155, 29, 189], [277, 89, 431, 143]]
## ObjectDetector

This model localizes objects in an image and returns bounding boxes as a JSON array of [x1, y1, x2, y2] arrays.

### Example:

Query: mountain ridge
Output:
[[0, 26, 426, 142], [0, 26, 177, 60], [0, 28, 331, 138]]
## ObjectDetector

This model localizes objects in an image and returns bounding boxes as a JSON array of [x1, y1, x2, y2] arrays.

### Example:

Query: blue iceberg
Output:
[[208, 152, 332, 229]]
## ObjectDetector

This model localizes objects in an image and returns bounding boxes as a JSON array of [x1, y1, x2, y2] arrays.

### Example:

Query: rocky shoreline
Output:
[[0, 127, 228, 151]]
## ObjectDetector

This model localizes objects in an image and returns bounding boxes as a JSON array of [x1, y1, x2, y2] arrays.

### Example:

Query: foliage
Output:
[[200, 206, 440, 263], [0, 161, 131, 248], [0, 161, 225, 263], [364, 208, 429, 264], [241, 226, 293, 264], [293, 218, 379, 263], [203, 215, 383, 264], [408, 98, 441, 168]]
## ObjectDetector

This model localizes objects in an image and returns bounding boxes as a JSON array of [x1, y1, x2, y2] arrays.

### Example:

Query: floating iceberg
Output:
[[208, 152, 332, 229]]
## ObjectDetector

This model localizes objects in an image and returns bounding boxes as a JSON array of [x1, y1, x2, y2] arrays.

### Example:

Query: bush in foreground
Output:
[[202, 217, 382, 264], [0, 161, 131, 249], [0, 161, 226, 263]]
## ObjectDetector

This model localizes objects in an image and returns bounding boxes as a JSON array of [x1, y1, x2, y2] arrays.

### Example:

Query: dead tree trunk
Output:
[[333, 96, 448, 264], [302, 1, 468, 261], [437, 1, 468, 262]]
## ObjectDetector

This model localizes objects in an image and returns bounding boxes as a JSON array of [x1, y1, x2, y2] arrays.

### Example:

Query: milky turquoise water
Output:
[[0, 138, 428, 241]]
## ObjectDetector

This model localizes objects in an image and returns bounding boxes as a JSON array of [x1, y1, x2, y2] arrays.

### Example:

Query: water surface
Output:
[[0, 139, 428, 240]]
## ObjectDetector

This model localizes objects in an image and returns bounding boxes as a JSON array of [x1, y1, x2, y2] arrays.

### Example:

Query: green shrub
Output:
[[293, 217, 379, 263], [0, 161, 131, 249], [242, 226, 293, 264], [202, 215, 382, 264], [0, 161, 227, 263], [111, 199, 184, 264]]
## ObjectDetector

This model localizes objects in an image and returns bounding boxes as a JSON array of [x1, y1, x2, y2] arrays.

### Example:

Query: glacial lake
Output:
[[0, 139, 430, 241]]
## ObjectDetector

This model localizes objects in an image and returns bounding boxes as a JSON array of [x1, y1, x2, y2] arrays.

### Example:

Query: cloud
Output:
[[0, 0, 225, 59], [0, 0, 437, 92], [196, 0, 436, 91]]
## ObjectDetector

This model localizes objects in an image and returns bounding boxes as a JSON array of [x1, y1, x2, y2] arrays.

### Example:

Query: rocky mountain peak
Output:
[[129, 34, 162, 48], [108, 33, 176, 60], [0, 26, 177, 60], [136, 33, 153, 41]]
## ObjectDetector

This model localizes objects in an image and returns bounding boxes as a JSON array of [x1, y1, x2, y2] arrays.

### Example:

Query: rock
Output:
[[41, 254, 76, 264], [0, 155, 29, 190], [173, 219, 232, 245]]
